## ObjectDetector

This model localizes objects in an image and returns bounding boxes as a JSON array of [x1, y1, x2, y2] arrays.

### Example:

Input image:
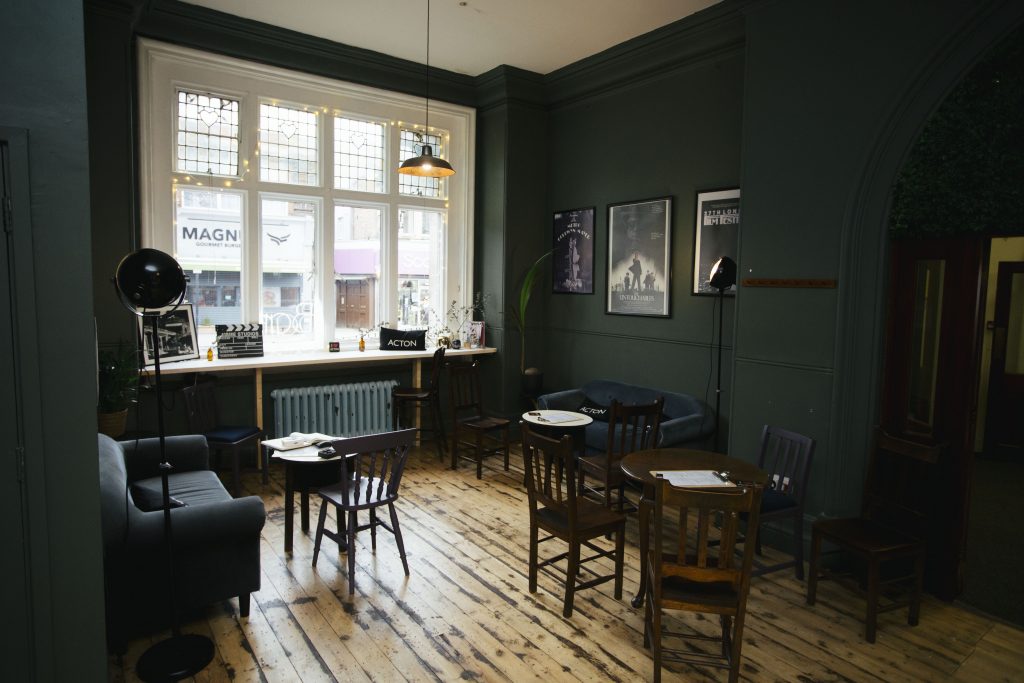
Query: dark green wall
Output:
[[542, 10, 745, 444], [2, 0, 108, 679]]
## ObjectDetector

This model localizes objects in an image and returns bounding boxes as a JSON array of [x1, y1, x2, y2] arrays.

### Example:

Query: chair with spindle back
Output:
[[392, 346, 447, 461], [311, 428, 416, 595], [579, 398, 663, 511], [806, 430, 943, 642], [749, 424, 815, 578], [182, 380, 263, 497], [521, 422, 625, 617], [448, 360, 510, 478], [644, 478, 763, 683]]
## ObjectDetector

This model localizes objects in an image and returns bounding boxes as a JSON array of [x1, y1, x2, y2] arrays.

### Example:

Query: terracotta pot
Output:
[[98, 409, 128, 438]]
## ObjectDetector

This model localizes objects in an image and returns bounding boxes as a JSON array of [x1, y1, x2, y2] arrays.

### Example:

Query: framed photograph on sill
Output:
[[138, 303, 200, 365], [552, 206, 594, 294], [693, 188, 740, 296], [606, 196, 672, 317]]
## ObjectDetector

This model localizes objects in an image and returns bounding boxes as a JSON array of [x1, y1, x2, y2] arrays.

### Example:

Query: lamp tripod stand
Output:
[[114, 249, 214, 681]]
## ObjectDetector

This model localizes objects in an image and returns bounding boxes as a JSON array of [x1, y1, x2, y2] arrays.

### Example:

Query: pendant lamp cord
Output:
[[424, 0, 431, 134]]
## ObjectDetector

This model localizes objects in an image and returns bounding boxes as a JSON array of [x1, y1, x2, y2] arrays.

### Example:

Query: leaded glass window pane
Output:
[[398, 128, 443, 198], [176, 90, 239, 176], [260, 103, 319, 186], [333, 117, 385, 193]]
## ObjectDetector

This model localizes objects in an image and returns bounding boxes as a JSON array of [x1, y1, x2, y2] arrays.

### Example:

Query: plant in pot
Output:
[[509, 251, 551, 399], [97, 342, 140, 438]]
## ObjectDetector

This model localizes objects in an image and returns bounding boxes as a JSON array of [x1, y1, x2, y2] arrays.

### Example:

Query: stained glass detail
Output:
[[176, 90, 239, 176], [333, 117, 385, 193], [260, 103, 319, 186], [399, 128, 444, 198]]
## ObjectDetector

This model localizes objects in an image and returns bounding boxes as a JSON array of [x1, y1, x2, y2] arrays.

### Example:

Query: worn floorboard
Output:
[[109, 446, 1024, 682]]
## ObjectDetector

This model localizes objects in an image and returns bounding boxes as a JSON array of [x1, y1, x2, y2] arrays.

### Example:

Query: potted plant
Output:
[[97, 342, 139, 438], [509, 251, 552, 397]]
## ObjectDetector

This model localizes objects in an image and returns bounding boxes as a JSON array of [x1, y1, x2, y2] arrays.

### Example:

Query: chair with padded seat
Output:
[[579, 398, 663, 511], [806, 430, 943, 643], [312, 428, 417, 595], [448, 360, 510, 478], [392, 346, 447, 461], [644, 477, 763, 683], [521, 422, 625, 617], [182, 380, 263, 497], [748, 424, 816, 579]]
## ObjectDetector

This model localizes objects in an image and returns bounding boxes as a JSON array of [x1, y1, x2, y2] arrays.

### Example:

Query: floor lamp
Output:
[[114, 248, 214, 681], [708, 256, 736, 453]]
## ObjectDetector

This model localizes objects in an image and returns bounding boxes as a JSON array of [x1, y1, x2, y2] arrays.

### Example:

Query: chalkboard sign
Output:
[[215, 323, 264, 359]]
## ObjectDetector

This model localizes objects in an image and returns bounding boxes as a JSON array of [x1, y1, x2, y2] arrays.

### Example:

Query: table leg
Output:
[[284, 462, 294, 554], [631, 485, 653, 608], [255, 368, 266, 479], [301, 491, 310, 532], [412, 358, 423, 446]]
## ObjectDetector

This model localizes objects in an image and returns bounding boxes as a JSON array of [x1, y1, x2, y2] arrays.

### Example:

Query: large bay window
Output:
[[139, 40, 475, 350]]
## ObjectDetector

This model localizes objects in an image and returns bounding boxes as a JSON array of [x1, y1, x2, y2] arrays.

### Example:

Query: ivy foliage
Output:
[[890, 27, 1023, 237]]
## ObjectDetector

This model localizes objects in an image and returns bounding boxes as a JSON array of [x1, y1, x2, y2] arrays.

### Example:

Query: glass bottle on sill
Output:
[[358, 336, 366, 352]]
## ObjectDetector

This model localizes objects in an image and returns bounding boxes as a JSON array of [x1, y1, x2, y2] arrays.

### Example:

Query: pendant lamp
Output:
[[398, 0, 455, 178]]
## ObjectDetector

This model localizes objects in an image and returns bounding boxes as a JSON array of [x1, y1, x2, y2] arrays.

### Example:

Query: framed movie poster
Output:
[[606, 197, 672, 317], [138, 303, 200, 365], [693, 188, 740, 296], [552, 207, 594, 294]]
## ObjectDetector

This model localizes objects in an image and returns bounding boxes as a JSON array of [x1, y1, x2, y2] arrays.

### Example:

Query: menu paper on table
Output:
[[650, 470, 737, 488], [536, 412, 584, 424]]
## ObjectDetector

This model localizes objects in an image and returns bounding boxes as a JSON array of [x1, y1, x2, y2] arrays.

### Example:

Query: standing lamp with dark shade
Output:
[[113, 248, 214, 681], [709, 256, 736, 452]]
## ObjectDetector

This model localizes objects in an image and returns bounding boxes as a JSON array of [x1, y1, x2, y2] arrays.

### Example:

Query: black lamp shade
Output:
[[114, 248, 188, 314], [708, 256, 737, 290], [398, 144, 455, 178]]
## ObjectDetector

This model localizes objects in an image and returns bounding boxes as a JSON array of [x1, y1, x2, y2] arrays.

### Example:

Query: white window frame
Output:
[[138, 39, 475, 350]]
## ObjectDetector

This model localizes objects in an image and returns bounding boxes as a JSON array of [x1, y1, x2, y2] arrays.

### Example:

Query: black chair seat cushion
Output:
[[205, 425, 261, 444], [458, 415, 510, 431], [134, 470, 233, 508], [393, 387, 431, 400], [760, 489, 798, 514]]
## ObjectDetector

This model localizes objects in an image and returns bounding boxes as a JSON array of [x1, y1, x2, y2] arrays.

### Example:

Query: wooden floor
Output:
[[110, 446, 1024, 682]]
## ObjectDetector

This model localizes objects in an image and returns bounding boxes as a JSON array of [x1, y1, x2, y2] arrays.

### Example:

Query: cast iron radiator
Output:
[[270, 380, 398, 438]]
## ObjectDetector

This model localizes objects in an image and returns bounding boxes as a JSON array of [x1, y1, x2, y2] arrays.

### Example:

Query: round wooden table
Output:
[[520, 410, 592, 458], [620, 448, 768, 608]]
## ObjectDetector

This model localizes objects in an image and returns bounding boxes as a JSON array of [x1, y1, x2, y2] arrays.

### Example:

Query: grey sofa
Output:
[[98, 434, 266, 651], [537, 379, 714, 453]]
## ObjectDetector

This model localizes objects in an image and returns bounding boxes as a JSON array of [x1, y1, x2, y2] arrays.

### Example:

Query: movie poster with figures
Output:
[[138, 303, 200, 365], [552, 207, 594, 294], [693, 188, 740, 295], [606, 197, 672, 317]]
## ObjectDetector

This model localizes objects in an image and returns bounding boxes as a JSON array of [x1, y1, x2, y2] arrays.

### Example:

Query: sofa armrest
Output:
[[121, 435, 210, 482], [658, 413, 715, 447], [127, 495, 266, 550], [537, 389, 584, 411]]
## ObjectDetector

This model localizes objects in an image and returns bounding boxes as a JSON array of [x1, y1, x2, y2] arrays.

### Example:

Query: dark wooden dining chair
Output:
[[182, 380, 263, 497], [392, 346, 447, 461], [644, 477, 763, 683], [521, 422, 625, 617], [311, 428, 416, 595], [579, 398, 663, 511], [448, 360, 510, 478], [749, 424, 815, 579], [806, 430, 943, 642]]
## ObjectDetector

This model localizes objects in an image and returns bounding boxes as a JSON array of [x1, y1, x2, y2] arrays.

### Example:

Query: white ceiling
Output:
[[183, 0, 722, 77]]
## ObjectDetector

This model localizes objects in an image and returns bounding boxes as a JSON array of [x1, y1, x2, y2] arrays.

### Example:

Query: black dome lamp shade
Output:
[[708, 256, 737, 290], [397, 0, 455, 179], [114, 248, 188, 314], [113, 248, 213, 681]]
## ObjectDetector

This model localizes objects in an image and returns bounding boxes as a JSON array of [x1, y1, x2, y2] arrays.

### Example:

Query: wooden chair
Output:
[[448, 361, 510, 478], [644, 477, 763, 683], [392, 346, 447, 461], [806, 430, 943, 642], [749, 424, 816, 579], [521, 423, 625, 617], [579, 398, 663, 511], [311, 428, 416, 595], [182, 380, 263, 497]]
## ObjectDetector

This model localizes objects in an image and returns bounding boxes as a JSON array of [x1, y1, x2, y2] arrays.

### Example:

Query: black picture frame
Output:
[[693, 188, 740, 296], [606, 197, 672, 317], [552, 207, 595, 294], [138, 303, 200, 365]]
